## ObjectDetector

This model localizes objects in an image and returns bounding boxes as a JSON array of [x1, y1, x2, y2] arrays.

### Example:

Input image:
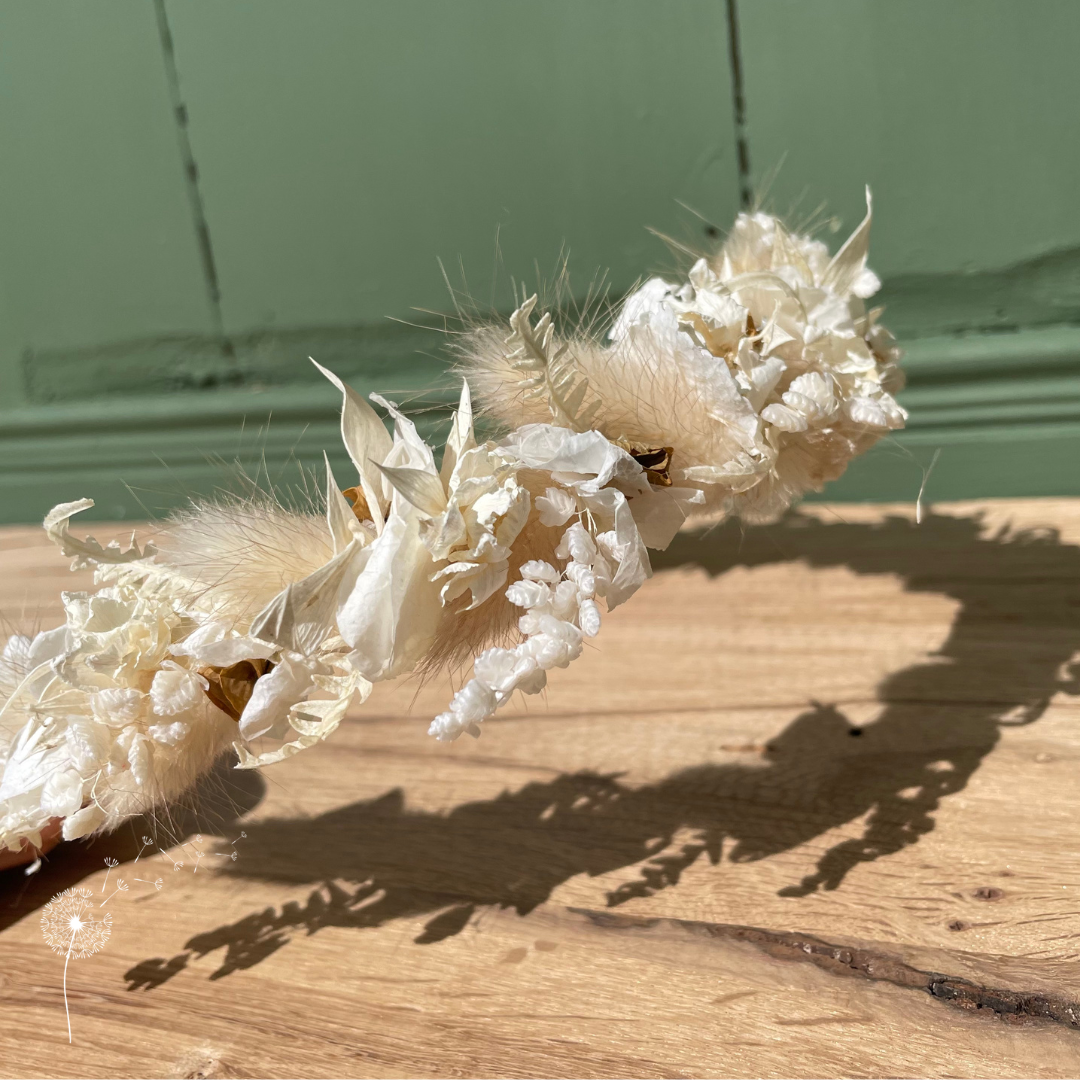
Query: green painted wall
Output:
[[0, 0, 1078, 522]]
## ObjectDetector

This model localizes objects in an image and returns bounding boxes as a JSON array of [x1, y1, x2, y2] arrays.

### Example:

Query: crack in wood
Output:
[[570, 907, 1080, 1030]]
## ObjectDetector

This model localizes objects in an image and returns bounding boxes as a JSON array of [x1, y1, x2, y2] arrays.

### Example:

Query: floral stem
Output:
[[63, 930, 74, 1044]]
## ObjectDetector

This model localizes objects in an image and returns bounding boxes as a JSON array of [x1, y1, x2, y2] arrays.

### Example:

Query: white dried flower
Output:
[[464, 188, 904, 526]]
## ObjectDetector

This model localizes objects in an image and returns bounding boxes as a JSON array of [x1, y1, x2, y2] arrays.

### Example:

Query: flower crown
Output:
[[0, 192, 904, 854]]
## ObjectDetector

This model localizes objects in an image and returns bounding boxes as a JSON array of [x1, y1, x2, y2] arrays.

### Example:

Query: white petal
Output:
[[27, 625, 69, 668], [0, 721, 63, 802], [91, 688, 145, 726], [150, 662, 209, 716], [535, 486, 577, 527], [324, 453, 367, 555], [311, 358, 392, 533], [250, 542, 363, 656], [761, 403, 809, 432], [441, 380, 476, 485], [337, 503, 441, 682], [238, 657, 314, 742], [505, 580, 551, 610], [375, 463, 447, 517], [609, 277, 678, 341], [44, 499, 154, 567], [149, 721, 189, 746], [62, 802, 106, 841], [555, 522, 597, 565], [578, 598, 602, 638], [128, 734, 153, 786], [41, 767, 84, 818], [170, 621, 276, 667], [65, 717, 109, 773], [519, 560, 561, 584], [822, 186, 874, 297], [370, 393, 438, 474], [627, 484, 688, 551], [516, 667, 547, 696]]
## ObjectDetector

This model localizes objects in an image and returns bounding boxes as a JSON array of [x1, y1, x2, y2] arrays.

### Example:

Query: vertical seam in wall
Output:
[[725, 0, 753, 210], [153, 0, 232, 355]]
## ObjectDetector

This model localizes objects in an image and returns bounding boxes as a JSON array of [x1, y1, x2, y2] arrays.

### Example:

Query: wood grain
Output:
[[2, 499, 1080, 1078]]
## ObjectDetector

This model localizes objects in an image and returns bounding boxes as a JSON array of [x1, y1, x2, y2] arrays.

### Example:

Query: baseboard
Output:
[[809, 324, 1080, 504], [2, 325, 1078, 525]]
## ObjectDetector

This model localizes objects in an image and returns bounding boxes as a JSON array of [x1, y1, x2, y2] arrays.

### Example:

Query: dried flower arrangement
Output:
[[0, 192, 904, 857]]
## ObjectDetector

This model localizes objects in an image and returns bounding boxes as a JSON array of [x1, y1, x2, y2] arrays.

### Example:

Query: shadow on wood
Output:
[[122, 509, 1080, 987], [0, 755, 265, 936]]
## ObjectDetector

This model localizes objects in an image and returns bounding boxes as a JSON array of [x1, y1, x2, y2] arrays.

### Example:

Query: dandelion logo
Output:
[[100, 878, 129, 906], [184, 834, 207, 873], [159, 848, 184, 871], [101, 856, 118, 892], [40, 887, 112, 1043]]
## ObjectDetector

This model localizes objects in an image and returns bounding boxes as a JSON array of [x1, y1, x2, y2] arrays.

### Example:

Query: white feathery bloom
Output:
[[464, 187, 904, 525], [607, 190, 904, 521]]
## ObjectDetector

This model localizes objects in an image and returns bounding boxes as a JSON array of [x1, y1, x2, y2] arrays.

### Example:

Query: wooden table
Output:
[[3, 499, 1080, 1079]]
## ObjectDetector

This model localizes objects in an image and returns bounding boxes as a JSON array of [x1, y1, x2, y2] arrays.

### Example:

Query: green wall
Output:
[[0, 0, 1078, 522]]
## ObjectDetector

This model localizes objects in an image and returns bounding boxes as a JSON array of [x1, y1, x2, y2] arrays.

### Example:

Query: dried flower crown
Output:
[[0, 192, 904, 854]]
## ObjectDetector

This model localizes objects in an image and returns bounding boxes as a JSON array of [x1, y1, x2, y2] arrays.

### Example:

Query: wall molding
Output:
[[2, 324, 1079, 524]]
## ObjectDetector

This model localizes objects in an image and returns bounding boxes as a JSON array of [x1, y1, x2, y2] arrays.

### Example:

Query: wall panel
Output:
[[739, 0, 1080, 338], [166, 0, 738, 340], [2, 1, 1079, 521], [0, 0, 215, 411]]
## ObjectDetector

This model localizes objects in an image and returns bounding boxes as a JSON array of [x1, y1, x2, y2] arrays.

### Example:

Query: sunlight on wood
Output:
[[2, 499, 1080, 1078]]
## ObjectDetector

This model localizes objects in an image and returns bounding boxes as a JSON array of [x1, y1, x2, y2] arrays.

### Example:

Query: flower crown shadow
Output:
[[123, 507, 1080, 987]]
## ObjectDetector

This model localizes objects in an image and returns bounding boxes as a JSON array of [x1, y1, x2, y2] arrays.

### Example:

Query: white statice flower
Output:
[[1, 189, 906, 856], [429, 519, 621, 742]]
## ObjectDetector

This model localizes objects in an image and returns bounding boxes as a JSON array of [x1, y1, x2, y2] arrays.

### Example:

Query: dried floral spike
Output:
[[506, 295, 600, 432]]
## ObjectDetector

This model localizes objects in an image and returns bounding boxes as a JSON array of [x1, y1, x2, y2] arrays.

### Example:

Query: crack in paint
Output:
[[725, 0, 753, 210], [153, 0, 232, 357]]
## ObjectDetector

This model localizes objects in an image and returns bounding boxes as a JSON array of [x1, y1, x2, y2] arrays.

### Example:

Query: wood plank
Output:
[[3, 498, 1080, 1077]]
